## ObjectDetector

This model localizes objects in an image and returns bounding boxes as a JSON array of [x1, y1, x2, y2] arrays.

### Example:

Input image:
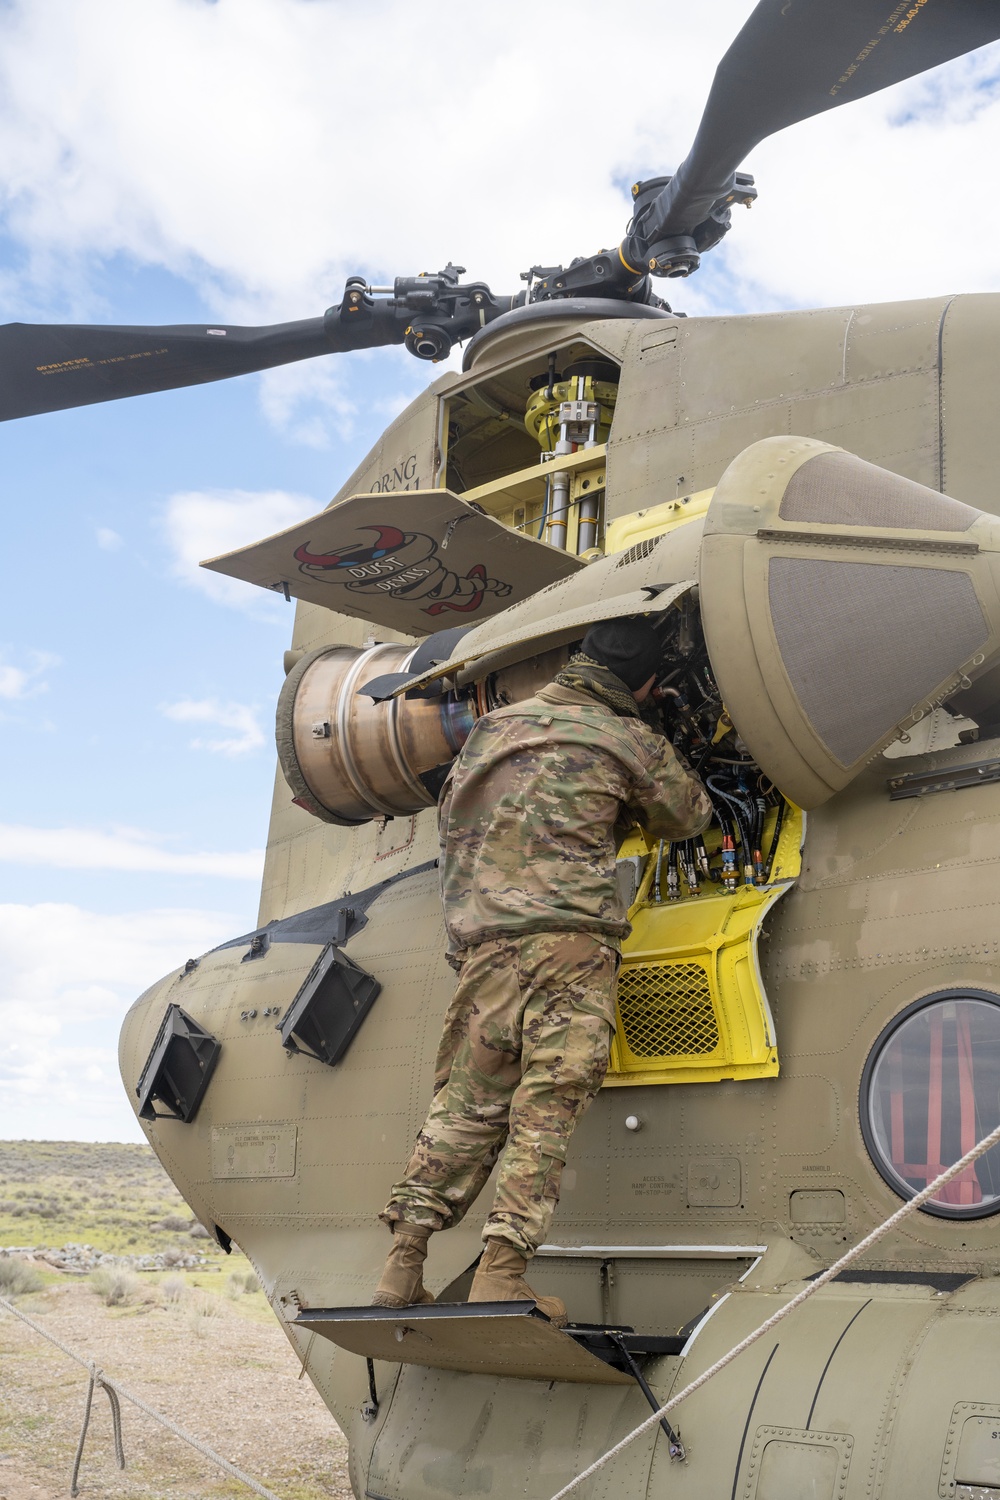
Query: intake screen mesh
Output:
[[616, 962, 719, 1059], [767, 559, 988, 767], [779, 451, 978, 532], [615, 538, 660, 568]]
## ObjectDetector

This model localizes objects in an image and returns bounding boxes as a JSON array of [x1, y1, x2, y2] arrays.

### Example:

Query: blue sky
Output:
[[0, 255, 435, 1141], [2, 0, 1000, 1142]]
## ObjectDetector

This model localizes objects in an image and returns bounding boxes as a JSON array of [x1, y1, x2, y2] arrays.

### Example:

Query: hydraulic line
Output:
[[537, 474, 550, 538], [762, 797, 789, 884], [645, 599, 792, 896], [678, 839, 697, 895], [666, 842, 680, 901], [707, 777, 758, 882]]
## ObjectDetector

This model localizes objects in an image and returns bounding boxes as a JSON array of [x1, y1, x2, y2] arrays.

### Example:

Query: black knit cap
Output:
[[580, 616, 662, 691]]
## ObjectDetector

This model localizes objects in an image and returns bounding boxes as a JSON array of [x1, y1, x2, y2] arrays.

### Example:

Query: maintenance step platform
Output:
[[293, 1300, 684, 1385]]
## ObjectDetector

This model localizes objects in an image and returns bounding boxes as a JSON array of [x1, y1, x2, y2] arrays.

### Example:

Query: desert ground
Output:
[[0, 1141, 352, 1500]]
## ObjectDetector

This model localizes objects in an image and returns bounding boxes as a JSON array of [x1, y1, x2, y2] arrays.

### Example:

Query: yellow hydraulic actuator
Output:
[[524, 373, 617, 552]]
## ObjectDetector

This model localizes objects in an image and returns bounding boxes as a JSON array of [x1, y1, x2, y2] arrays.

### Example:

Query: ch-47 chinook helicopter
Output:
[[10, 1, 1000, 1496]]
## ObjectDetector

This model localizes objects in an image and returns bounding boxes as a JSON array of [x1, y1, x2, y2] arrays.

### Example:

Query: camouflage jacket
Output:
[[438, 680, 712, 950]]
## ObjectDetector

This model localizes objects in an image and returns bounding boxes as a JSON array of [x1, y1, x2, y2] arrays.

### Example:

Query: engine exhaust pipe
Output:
[[276, 642, 474, 825]]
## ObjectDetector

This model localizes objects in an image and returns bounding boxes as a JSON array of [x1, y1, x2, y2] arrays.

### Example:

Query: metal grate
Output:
[[615, 537, 659, 568], [616, 962, 719, 1059]]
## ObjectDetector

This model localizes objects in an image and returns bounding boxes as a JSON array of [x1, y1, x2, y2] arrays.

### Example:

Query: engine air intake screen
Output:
[[279, 943, 381, 1067], [136, 1004, 221, 1123], [861, 990, 1000, 1219], [777, 449, 979, 532], [699, 436, 1000, 809], [767, 558, 986, 770]]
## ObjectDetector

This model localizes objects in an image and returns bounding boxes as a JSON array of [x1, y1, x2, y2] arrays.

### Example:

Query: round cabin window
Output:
[[860, 991, 1000, 1219]]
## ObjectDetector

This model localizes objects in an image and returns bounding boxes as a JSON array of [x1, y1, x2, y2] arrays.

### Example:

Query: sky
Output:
[[2, 0, 1000, 1144]]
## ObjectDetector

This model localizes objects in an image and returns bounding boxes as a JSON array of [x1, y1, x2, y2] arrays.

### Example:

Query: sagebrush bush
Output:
[[90, 1266, 140, 1307], [0, 1257, 43, 1297], [187, 1292, 223, 1336], [226, 1268, 262, 1298], [161, 1274, 186, 1304]]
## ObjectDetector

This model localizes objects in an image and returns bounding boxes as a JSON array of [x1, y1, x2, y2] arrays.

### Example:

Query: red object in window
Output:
[[890, 1005, 982, 1205]]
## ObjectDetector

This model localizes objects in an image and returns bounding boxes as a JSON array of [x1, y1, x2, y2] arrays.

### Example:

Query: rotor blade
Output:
[[0, 317, 333, 422], [652, 0, 1000, 243]]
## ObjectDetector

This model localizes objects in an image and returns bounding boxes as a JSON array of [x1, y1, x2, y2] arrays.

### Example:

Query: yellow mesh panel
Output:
[[605, 805, 804, 1086], [616, 963, 719, 1059]]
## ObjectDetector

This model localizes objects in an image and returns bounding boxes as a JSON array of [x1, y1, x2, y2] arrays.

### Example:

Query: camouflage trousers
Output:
[[381, 931, 617, 1257]]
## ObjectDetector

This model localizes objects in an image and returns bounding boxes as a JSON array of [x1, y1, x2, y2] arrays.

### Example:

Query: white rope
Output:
[[70, 1362, 125, 1497], [0, 1292, 283, 1500], [548, 1117, 1000, 1500]]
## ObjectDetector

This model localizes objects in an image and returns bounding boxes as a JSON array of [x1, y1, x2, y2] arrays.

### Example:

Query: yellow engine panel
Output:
[[606, 803, 803, 1086]]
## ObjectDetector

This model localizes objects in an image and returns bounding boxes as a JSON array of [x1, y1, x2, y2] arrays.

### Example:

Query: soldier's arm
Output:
[[625, 733, 713, 841]]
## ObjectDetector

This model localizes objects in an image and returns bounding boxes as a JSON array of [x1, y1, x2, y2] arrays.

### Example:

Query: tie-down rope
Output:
[[70, 1363, 124, 1496], [8, 1124, 999, 1500], [0, 1291, 283, 1500], [547, 1116, 1000, 1500]]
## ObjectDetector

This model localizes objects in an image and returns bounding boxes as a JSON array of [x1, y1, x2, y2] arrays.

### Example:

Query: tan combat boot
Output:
[[468, 1237, 567, 1328], [371, 1223, 435, 1308]]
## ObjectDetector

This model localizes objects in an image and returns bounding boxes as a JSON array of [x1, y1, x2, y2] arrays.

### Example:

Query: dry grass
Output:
[[161, 1274, 186, 1305], [90, 1265, 141, 1307], [225, 1270, 260, 1299], [0, 1258, 43, 1298], [0, 1140, 225, 1261], [0, 1276, 351, 1498], [186, 1289, 226, 1337]]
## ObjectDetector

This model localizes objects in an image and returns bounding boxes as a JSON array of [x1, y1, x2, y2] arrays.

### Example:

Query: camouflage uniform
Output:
[[383, 676, 712, 1256]]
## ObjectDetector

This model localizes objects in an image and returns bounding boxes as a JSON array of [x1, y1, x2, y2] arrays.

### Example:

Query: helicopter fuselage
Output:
[[120, 294, 1000, 1499]]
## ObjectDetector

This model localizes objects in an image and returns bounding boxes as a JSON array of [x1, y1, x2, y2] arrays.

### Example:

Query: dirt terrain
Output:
[[0, 1142, 352, 1500]]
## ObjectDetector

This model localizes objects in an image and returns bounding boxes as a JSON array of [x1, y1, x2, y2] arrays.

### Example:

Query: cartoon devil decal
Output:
[[293, 524, 511, 616]]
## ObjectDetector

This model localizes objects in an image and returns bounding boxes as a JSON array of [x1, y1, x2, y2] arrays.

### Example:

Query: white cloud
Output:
[[256, 351, 430, 448], [0, 6, 999, 443], [0, 823, 263, 880], [2, 1, 997, 418], [0, 649, 58, 701], [160, 697, 265, 756], [699, 50, 1000, 313], [257, 360, 359, 449], [0, 902, 243, 1141], [159, 487, 317, 614], [95, 525, 123, 551], [0, 0, 667, 313]]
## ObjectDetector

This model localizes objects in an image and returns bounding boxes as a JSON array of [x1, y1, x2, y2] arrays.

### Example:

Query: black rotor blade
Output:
[[652, 0, 1000, 243], [0, 317, 334, 422]]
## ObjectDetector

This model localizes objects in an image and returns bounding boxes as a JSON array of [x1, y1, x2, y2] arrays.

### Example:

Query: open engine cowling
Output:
[[700, 437, 1000, 808]]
